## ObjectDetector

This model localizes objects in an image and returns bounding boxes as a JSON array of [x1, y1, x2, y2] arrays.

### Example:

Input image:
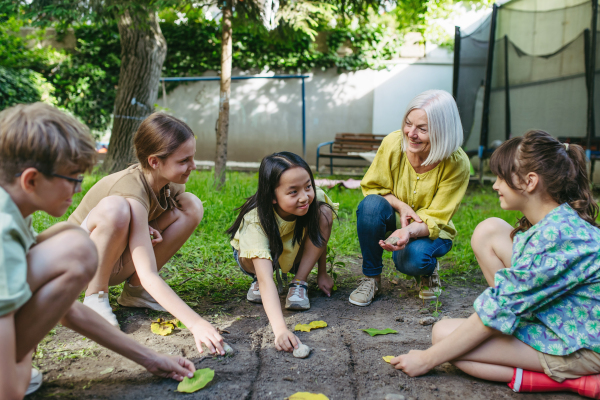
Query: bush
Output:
[[0, 66, 56, 109]]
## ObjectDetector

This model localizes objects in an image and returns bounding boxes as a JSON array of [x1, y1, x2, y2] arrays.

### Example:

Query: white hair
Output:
[[401, 90, 463, 166]]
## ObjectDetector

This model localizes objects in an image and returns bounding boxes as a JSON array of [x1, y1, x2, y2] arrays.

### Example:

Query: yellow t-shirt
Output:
[[69, 164, 185, 224], [230, 188, 339, 273], [360, 130, 470, 241]]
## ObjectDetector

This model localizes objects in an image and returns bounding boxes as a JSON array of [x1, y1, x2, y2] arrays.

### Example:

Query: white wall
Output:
[[163, 54, 453, 165]]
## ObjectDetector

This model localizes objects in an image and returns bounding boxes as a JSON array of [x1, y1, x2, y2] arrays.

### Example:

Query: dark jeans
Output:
[[356, 194, 452, 277]]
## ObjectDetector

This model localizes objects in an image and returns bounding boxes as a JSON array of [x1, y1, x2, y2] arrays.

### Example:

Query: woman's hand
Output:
[[143, 352, 196, 381], [397, 201, 422, 228], [379, 228, 410, 252], [189, 319, 225, 356], [149, 225, 162, 247], [317, 272, 334, 297], [274, 329, 301, 352], [390, 350, 432, 377]]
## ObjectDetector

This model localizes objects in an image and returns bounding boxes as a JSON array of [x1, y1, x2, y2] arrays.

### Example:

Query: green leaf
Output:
[[360, 328, 398, 337], [176, 368, 215, 393]]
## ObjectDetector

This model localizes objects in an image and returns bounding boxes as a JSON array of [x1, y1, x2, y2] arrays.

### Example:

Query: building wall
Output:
[[163, 56, 453, 165]]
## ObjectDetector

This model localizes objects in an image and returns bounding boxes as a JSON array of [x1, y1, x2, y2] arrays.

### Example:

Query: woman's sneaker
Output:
[[285, 280, 310, 310], [247, 280, 262, 303], [82, 291, 119, 327], [349, 277, 378, 306], [117, 282, 167, 311], [419, 263, 442, 300], [26, 368, 43, 395]]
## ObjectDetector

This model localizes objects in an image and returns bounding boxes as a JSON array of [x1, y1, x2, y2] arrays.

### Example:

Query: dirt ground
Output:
[[29, 259, 581, 400]]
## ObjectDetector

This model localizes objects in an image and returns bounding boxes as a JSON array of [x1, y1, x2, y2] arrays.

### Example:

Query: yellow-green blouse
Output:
[[360, 130, 470, 241], [230, 188, 339, 273]]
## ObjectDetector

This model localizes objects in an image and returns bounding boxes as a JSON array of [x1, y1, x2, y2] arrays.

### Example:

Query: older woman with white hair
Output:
[[349, 90, 470, 307]]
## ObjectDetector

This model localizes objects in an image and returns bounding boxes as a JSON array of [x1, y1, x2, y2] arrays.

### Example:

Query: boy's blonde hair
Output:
[[0, 103, 97, 184]]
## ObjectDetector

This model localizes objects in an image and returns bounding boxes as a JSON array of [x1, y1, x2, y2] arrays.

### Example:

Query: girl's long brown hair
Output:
[[490, 130, 599, 238]]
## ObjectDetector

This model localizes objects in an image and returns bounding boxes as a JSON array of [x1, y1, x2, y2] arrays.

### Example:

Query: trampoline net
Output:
[[454, 14, 492, 150], [455, 0, 598, 153]]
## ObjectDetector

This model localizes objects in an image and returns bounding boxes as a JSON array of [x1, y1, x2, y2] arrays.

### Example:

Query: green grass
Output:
[[32, 170, 519, 303]]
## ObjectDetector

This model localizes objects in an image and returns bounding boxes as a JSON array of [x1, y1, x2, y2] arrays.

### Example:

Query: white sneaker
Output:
[[117, 282, 166, 311], [83, 291, 119, 327], [25, 368, 43, 395]]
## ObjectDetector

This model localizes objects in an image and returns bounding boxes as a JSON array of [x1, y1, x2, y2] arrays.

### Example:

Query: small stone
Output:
[[293, 344, 311, 358], [419, 308, 430, 314], [430, 384, 438, 390], [419, 317, 436, 326], [321, 349, 327, 351], [223, 342, 235, 355], [441, 316, 451, 320], [395, 316, 405, 322], [385, 236, 401, 246], [384, 395, 406, 400]]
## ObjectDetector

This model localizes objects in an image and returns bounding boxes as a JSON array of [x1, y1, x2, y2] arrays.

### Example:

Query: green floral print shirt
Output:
[[474, 204, 600, 355]]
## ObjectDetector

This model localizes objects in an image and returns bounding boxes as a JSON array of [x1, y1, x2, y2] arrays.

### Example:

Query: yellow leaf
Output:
[[308, 321, 327, 329], [151, 318, 175, 336], [294, 324, 312, 332], [382, 356, 394, 363], [286, 392, 329, 400], [294, 320, 328, 332]]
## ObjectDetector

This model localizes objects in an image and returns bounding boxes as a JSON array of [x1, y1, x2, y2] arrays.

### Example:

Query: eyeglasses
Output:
[[15, 171, 84, 193]]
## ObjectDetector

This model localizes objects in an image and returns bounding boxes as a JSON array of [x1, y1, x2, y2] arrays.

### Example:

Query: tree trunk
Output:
[[104, 8, 167, 173], [214, 0, 233, 189]]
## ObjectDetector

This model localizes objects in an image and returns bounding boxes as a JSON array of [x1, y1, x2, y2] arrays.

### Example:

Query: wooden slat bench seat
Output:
[[316, 133, 386, 175]]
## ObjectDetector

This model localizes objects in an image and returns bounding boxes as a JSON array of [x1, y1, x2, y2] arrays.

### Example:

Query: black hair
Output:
[[226, 152, 334, 266]]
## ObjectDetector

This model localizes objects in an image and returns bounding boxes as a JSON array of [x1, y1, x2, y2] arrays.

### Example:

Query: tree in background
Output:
[[7, 0, 173, 173]]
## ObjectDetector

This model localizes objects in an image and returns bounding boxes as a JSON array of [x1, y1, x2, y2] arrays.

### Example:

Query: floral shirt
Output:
[[474, 204, 600, 355]]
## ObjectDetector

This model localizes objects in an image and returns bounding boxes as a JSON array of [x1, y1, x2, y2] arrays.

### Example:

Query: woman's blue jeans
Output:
[[356, 195, 452, 277]]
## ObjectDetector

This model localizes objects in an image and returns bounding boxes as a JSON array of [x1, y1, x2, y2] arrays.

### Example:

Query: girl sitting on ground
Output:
[[68, 113, 224, 355], [227, 152, 337, 352], [391, 130, 600, 398]]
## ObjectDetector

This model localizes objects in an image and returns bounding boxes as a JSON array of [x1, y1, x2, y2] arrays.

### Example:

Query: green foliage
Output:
[[47, 24, 121, 131], [0, 16, 58, 108], [0, 66, 56, 109]]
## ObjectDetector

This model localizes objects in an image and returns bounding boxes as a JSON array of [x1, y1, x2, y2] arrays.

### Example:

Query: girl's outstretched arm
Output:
[[391, 313, 494, 376], [252, 258, 302, 352], [126, 199, 224, 355]]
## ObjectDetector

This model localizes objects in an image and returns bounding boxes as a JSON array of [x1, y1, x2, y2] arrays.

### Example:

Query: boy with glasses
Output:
[[0, 103, 195, 399]]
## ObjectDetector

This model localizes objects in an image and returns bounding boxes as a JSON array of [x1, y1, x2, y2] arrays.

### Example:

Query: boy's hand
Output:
[[317, 272, 334, 297], [149, 226, 162, 247], [143, 352, 195, 381], [274, 329, 301, 352], [190, 319, 225, 356]]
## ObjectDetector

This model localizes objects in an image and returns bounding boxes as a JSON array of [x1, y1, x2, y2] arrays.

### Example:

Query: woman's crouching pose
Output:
[[391, 130, 600, 398]]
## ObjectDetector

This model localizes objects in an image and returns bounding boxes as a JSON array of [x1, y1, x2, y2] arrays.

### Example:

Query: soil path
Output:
[[30, 259, 580, 400]]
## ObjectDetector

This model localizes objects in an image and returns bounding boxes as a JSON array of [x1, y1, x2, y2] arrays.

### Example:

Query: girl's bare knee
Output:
[[94, 196, 131, 231], [471, 218, 505, 252], [432, 319, 460, 345], [178, 193, 204, 225]]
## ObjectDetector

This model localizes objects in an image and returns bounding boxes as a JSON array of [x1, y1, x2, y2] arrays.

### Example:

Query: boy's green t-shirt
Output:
[[0, 186, 36, 316]]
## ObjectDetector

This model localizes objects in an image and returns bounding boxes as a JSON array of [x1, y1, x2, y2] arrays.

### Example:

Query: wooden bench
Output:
[[316, 133, 386, 175]]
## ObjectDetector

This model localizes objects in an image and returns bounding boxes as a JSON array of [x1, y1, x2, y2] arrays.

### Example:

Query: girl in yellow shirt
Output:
[[227, 152, 337, 352], [351, 90, 470, 306]]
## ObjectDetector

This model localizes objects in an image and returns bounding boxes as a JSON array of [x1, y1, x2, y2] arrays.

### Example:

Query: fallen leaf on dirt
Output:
[[382, 356, 395, 363], [360, 328, 398, 337], [286, 393, 329, 400], [294, 320, 328, 332], [151, 318, 176, 336], [99, 367, 114, 375], [171, 319, 186, 329], [176, 368, 215, 393]]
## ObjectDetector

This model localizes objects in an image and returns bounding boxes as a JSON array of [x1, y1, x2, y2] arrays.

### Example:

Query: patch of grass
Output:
[[32, 170, 517, 303]]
